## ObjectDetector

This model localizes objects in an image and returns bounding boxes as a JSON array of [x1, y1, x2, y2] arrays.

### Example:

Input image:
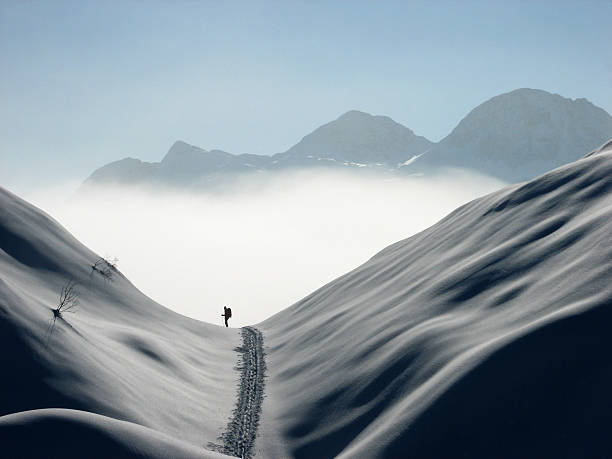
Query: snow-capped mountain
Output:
[[82, 89, 612, 190], [81, 111, 434, 190], [271, 110, 433, 169], [407, 88, 612, 182]]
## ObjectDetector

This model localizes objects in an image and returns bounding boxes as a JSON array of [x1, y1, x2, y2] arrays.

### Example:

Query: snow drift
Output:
[[257, 140, 612, 458], [0, 409, 227, 458]]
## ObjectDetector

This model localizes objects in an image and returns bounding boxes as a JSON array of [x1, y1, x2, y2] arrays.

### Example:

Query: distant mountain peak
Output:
[[481, 88, 602, 112], [339, 109, 369, 116], [275, 110, 432, 167], [169, 139, 194, 149], [82, 88, 612, 188], [337, 109, 377, 120], [410, 88, 612, 182], [505, 87, 559, 96], [162, 140, 207, 163]]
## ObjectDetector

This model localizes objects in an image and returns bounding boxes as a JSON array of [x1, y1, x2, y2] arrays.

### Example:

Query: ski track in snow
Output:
[[209, 327, 266, 458]]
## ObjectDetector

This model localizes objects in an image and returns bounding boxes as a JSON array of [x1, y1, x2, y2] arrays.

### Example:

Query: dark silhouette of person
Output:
[[222, 306, 232, 327]]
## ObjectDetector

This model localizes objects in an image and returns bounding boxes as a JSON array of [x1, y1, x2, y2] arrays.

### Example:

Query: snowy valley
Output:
[[1, 140, 611, 457]]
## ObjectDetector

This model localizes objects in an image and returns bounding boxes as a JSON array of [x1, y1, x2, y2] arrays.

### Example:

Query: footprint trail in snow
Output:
[[209, 327, 266, 459]]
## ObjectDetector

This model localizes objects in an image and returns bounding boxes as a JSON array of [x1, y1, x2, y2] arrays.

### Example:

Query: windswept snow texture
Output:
[[0, 186, 240, 455], [257, 141, 612, 458], [0, 409, 227, 459]]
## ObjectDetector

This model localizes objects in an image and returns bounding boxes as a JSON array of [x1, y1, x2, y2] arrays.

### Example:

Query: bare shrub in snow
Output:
[[53, 279, 79, 318], [91, 256, 118, 281]]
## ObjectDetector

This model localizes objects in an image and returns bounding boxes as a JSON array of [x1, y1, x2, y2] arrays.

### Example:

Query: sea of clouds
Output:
[[26, 169, 505, 326]]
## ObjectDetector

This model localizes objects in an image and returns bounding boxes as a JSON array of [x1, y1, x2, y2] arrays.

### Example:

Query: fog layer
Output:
[[26, 170, 504, 326]]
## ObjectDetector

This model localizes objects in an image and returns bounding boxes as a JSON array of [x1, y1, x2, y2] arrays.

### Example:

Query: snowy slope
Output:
[[257, 140, 612, 458], [0, 186, 239, 456], [4, 140, 612, 457], [410, 89, 612, 182]]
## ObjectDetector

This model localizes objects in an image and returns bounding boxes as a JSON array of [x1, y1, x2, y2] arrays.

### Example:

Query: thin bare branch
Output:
[[55, 279, 79, 316]]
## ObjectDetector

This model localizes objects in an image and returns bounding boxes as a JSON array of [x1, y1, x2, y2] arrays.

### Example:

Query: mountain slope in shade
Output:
[[255, 140, 612, 458], [85, 157, 159, 186], [157, 140, 271, 185], [272, 110, 433, 168], [0, 185, 240, 454], [0, 409, 227, 458], [410, 88, 612, 182]]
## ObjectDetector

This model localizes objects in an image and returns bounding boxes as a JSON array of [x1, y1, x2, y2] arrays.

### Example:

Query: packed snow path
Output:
[[218, 327, 266, 459]]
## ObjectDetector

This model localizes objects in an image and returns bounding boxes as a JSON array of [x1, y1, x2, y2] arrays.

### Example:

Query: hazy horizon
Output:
[[2, 1, 612, 193]]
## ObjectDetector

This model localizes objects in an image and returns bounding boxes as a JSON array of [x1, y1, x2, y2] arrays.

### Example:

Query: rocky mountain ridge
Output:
[[83, 89, 612, 188]]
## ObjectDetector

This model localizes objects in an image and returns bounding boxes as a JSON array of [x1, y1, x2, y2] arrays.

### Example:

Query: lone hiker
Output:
[[222, 306, 232, 327]]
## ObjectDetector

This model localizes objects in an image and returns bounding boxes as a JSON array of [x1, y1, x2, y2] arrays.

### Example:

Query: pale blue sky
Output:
[[1, 0, 611, 192]]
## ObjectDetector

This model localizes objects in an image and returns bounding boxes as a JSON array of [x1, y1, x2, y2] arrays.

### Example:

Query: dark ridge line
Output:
[[208, 327, 266, 458]]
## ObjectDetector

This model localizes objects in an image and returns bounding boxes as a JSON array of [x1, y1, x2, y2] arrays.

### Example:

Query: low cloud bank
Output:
[[26, 169, 505, 326]]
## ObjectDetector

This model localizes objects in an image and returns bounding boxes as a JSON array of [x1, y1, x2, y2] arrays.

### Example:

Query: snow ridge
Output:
[[216, 327, 266, 458]]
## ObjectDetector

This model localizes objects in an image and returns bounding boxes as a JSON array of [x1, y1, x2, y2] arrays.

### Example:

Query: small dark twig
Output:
[[91, 256, 118, 281]]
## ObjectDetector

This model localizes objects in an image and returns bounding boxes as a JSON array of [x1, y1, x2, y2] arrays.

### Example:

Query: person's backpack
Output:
[[226, 307, 232, 318]]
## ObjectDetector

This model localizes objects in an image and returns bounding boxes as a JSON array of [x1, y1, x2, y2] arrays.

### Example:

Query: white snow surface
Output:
[[0, 186, 240, 454], [256, 141, 612, 457]]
